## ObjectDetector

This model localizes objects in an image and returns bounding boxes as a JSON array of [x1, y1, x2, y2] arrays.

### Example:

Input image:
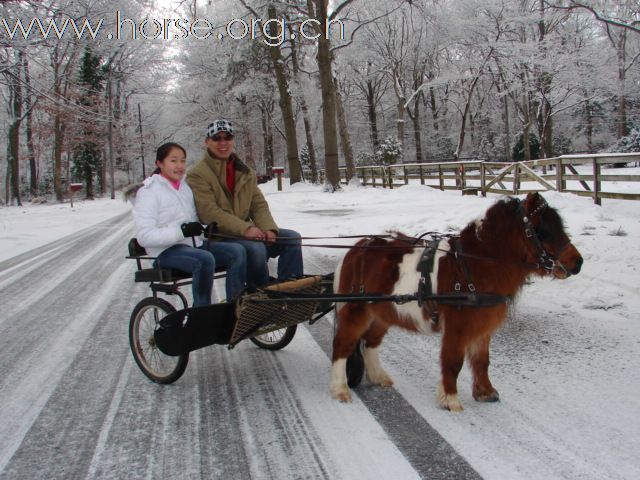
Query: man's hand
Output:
[[244, 226, 266, 241], [264, 230, 277, 245]]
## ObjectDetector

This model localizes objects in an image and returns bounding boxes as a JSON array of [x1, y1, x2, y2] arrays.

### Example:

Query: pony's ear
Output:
[[524, 192, 547, 220]]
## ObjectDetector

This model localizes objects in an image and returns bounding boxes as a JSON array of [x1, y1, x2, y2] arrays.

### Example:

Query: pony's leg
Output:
[[362, 318, 393, 387], [438, 327, 465, 412], [331, 304, 371, 402], [467, 335, 499, 402]]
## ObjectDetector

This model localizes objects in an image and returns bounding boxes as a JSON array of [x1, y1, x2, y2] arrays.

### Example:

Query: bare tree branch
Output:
[[543, 1, 640, 34]]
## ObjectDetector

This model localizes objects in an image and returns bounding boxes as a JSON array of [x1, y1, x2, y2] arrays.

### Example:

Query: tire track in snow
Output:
[[0, 212, 130, 281], [0, 260, 132, 472]]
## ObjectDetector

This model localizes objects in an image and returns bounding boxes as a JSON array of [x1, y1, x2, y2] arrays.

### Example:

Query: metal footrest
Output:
[[230, 276, 323, 345]]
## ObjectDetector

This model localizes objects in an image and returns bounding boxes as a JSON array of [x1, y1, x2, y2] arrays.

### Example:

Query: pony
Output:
[[330, 192, 583, 411]]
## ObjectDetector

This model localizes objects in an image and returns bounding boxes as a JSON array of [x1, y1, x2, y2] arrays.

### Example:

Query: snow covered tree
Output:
[[376, 136, 403, 165], [71, 47, 104, 200], [604, 127, 640, 153]]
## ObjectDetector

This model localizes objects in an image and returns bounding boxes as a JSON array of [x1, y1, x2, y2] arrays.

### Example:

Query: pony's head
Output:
[[521, 192, 583, 279]]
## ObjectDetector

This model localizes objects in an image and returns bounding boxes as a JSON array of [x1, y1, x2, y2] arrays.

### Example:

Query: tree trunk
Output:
[[23, 54, 37, 197], [392, 71, 405, 162], [260, 104, 274, 176], [238, 96, 256, 170], [412, 97, 423, 163], [616, 31, 628, 138], [290, 30, 318, 183], [523, 121, 532, 162], [366, 80, 380, 151], [53, 111, 65, 201], [406, 76, 424, 163], [428, 86, 439, 132], [267, 5, 300, 184], [454, 76, 480, 160], [334, 77, 356, 181], [585, 98, 593, 152], [8, 50, 23, 206], [51, 49, 68, 202], [311, 0, 340, 191]]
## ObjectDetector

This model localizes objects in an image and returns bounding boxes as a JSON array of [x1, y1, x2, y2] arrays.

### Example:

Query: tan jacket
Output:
[[186, 150, 278, 236]]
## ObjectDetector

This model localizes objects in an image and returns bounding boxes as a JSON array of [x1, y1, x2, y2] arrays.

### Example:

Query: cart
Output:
[[126, 238, 339, 384]]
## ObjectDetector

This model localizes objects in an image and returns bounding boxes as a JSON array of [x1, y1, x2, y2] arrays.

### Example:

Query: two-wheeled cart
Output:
[[126, 238, 336, 384]]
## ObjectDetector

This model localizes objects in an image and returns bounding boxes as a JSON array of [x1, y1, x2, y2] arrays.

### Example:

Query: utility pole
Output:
[[138, 103, 146, 179]]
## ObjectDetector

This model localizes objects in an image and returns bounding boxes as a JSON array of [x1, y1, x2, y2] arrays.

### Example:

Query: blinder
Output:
[[518, 198, 570, 277]]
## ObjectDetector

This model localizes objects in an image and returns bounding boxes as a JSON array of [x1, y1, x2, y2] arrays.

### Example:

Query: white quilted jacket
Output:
[[130, 174, 203, 257]]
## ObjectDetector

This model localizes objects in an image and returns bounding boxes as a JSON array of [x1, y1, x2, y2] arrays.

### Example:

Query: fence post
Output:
[[419, 165, 424, 185], [512, 163, 519, 194], [403, 166, 408, 185], [555, 159, 564, 192], [388, 166, 394, 189], [593, 157, 601, 205], [480, 162, 486, 197], [438, 165, 444, 191]]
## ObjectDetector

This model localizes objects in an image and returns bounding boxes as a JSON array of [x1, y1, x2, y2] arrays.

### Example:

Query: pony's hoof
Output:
[[437, 385, 464, 412], [367, 373, 394, 387], [473, 389, 500, 403], [330, 384, 352, 403]]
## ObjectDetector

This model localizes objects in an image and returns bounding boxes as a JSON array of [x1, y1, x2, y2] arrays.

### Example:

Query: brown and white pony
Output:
[[330, 192, 583, 411]]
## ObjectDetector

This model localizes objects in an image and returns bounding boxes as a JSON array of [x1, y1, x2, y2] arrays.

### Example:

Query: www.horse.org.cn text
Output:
[[0, 11, 347, 47]]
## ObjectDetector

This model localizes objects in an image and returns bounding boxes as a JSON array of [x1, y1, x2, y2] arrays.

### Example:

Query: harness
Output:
[[517, 198, 569, 277], [416, 236, 511, 324]]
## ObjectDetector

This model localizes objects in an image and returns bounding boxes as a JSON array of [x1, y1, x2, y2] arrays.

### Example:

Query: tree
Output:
[[4, 48, 24, 206], [512, 132, 541, 161], [72, 47, 104, 199], [307, 0, 345, 191], [266, 5, 301, 184]]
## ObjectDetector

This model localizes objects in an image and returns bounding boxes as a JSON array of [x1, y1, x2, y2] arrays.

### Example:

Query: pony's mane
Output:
[[462, 197, 521, 242]]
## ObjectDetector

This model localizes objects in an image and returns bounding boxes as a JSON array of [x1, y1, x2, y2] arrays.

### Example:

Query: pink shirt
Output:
[[161, 174, 181, 190]]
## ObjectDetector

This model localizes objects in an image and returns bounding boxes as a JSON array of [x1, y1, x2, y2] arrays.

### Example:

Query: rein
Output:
[[206, 199, 567, 274]]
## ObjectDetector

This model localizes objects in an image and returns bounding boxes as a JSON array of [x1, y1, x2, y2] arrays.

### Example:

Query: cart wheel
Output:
[[250, 325, 297, 350], [129, 297, 188, 384], [346, 340, 365, 388]]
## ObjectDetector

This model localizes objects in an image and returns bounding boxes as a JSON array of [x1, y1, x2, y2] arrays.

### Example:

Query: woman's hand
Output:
[[181, 222, 204, 237]]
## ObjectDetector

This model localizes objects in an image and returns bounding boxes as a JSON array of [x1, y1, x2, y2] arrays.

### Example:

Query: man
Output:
[[187, 119, 303, 290]]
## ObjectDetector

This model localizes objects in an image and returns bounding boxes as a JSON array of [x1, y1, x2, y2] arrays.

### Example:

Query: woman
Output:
[[130, 142, 246, 305]]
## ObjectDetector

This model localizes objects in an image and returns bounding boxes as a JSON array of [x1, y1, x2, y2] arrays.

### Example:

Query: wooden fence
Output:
[[310, 153, 640, 205]]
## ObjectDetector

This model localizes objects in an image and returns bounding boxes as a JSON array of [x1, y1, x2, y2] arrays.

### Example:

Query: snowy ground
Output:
[[0, 180, 639, 479]]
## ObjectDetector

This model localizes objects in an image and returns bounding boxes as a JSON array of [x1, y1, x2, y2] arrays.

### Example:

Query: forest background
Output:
[[1, 0, 639, 204]]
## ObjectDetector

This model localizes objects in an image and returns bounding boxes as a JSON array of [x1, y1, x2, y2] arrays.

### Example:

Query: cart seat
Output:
[[126, 238, 189, 282], [127, 238, 225, 283]]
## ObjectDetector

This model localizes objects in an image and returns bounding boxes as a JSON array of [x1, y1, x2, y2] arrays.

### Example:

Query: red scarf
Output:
[[226, 157, 236, 193]]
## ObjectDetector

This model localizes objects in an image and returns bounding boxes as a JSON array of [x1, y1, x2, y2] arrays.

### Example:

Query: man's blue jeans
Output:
[[229, 228, 303, 288], [156, 244, 215, 307]]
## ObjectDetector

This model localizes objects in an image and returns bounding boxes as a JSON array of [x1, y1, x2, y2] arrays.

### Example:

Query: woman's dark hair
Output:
[[153, 142, 187, 174]]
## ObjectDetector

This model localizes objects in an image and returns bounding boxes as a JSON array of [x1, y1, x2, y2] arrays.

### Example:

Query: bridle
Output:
[[518, 198, 571, 278]]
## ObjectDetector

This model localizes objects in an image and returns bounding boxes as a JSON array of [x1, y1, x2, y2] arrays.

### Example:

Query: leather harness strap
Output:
[[416, 239, 441, 323]]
